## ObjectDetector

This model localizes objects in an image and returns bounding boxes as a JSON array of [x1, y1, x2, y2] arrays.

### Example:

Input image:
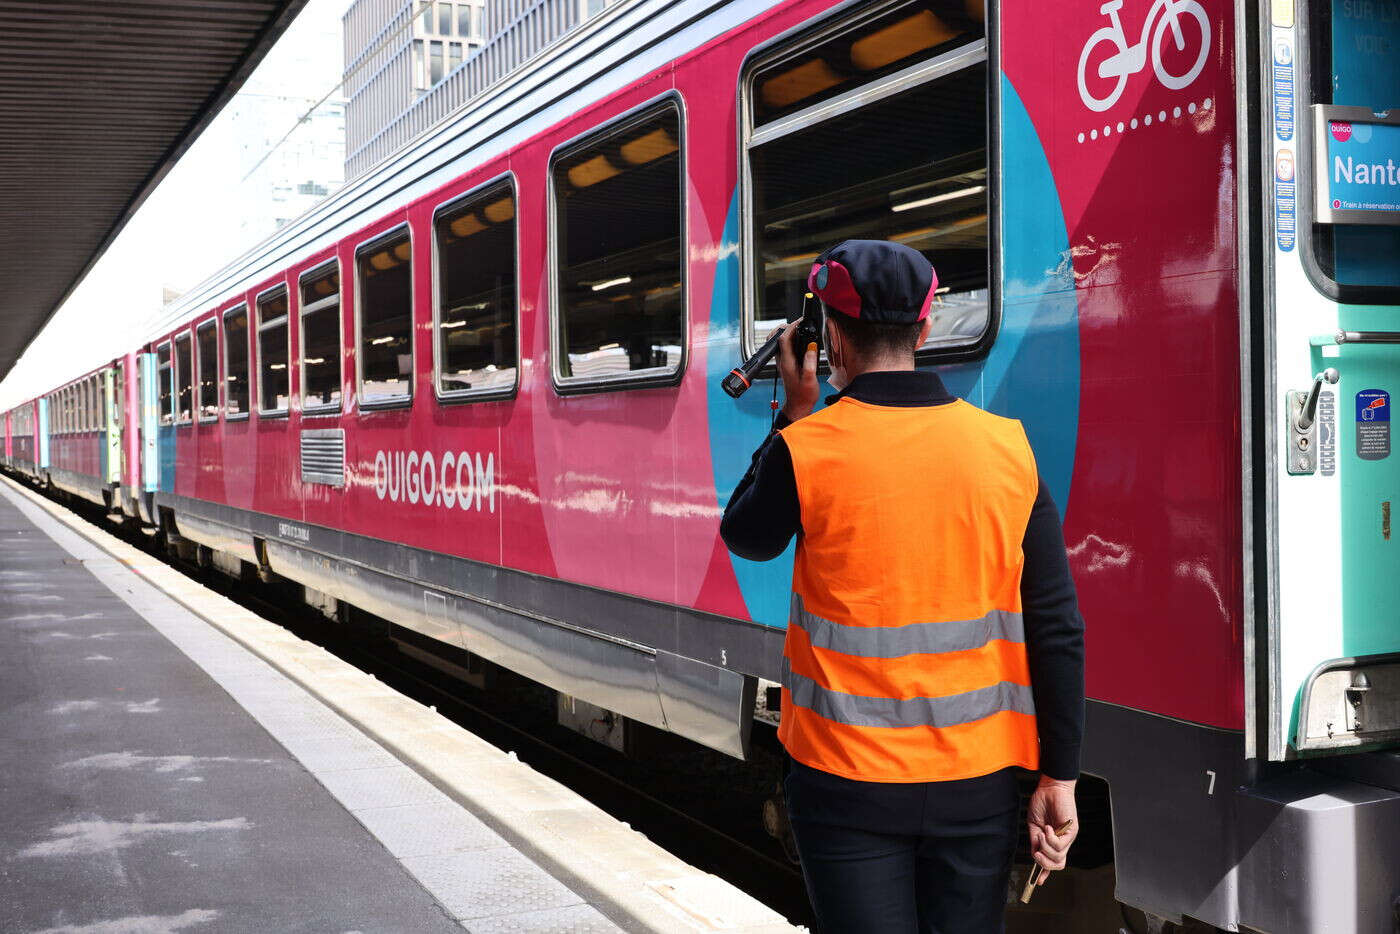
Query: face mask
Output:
[[825, 323, 849, 392]]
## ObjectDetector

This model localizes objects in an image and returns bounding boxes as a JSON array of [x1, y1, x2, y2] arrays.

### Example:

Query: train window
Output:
[[196, 320, 219, 420], [1302, 0, 1400, 298], [742, 0, 990, 357], [299, 262, 342, 412], [433, 179, 518, 399], [550, 99, 684, 390], [223, 306, 250, 417], [355, 227, 414, 407], [257, 287, 291, 414], [174, 333, 193, 424], [157, 342, 173, 426]]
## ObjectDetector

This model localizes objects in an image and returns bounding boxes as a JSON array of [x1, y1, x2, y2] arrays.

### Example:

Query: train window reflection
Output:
[[157, 342, 173, 426], [258, 288, 291, 414], [174, 333, 193, 424], [196, 320, 219, 420], [300, 263, 342, 412], [753, 1, 982, 126], [746, 3, 989, 354], [434, 181, 518, 398], [551, 101, 684, 387], [356, 228, 414, 406], [224, 306, 250, 416]]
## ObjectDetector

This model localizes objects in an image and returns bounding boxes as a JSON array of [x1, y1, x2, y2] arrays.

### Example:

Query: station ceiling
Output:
[[0, 0, 309, 382]]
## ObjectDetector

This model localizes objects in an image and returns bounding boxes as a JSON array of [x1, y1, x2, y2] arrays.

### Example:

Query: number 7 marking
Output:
[[1205, 770, 1216, 795]]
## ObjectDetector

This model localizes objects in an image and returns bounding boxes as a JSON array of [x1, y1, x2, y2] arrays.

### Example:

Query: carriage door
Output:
[[105, 367, 121, 488], [1266, 0, 1400, 760]]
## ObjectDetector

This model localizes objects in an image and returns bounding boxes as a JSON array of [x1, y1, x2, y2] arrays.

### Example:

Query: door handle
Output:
[[1335, 330, 1400, 345], [1296, 368, 1339, 432], [1287, 368, 1339, 476]]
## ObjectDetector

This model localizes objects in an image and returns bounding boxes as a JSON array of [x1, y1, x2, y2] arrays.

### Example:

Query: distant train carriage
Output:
[[6, 0, 1400, 930], [6, 399, 41, 480]]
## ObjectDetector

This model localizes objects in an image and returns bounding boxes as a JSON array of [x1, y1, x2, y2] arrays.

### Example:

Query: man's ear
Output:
[[917, 315, 935, 347]]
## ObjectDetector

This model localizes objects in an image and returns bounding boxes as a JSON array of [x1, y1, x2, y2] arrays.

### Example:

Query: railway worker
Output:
[[720, 240, 1085, 933]]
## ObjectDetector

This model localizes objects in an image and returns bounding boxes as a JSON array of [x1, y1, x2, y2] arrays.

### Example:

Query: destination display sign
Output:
[[1315, 105, 1400, 225]]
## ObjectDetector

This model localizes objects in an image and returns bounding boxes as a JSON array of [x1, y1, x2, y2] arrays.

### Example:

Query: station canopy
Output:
[[0, 0, 309, 382]]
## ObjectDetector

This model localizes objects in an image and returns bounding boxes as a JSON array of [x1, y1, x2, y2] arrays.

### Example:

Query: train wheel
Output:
[[761, 783, 800, 864], [1120, 905, 1225, 934], [1120, 905, 1178, 934]]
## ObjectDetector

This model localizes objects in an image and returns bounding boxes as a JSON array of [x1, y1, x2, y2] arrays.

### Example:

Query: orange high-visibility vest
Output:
[[777, 396, 1041, 783]]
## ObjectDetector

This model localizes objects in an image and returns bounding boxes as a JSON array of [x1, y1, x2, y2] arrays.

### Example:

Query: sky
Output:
[[0, 0, 354, 411]]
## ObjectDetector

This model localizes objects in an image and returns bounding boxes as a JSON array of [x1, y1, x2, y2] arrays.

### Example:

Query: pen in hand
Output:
[[1019, 819, 1075, 904]]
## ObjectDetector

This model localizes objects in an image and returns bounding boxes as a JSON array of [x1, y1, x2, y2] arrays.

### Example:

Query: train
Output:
[[4, 0, 1400, 930]]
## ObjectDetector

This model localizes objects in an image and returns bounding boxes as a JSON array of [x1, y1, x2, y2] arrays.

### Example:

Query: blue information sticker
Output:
[[1356, 388, 1390, 461], [1276, 149, 1297, 251], [1273, 33, 1294, 141]]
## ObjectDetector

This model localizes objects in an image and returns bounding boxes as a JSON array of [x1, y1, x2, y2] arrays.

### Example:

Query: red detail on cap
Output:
[[728, 368, 751, 389], [808, 259, 862, 317], [916, 267, 940, 321]]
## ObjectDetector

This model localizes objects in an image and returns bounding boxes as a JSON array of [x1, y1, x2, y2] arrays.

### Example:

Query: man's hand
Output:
[[777, 321, 820, 422], [1027, 775, 1078, 879]]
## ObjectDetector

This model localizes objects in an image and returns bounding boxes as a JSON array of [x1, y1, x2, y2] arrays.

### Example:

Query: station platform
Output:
[[0, 477, 798, 934]]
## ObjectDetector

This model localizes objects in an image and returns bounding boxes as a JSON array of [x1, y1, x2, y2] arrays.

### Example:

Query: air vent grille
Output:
[[300, 429, 345, 487]]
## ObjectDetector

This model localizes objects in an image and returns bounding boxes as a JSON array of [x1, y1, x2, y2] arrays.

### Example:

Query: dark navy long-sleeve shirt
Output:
[[720, 370, 1085, 793]]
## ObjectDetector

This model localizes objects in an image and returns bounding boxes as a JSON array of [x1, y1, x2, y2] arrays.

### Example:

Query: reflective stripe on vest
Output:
[[782, 657, 1036, 730], [791, 593, 1026, 659], [777, 397, 1041, 782]]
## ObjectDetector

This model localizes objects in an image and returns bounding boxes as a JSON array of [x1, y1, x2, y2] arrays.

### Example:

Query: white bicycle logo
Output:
[[1077, 0, 1211, 113]]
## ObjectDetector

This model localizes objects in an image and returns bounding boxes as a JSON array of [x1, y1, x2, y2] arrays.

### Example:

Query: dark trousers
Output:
[[785, 761, 1019, 934]]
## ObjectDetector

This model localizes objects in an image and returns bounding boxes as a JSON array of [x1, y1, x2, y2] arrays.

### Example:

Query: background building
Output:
[[217, 5, 347, 246], [342, 0, 621, 179]]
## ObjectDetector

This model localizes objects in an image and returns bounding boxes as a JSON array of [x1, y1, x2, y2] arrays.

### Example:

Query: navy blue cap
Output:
[[806, 240, 938, 323]]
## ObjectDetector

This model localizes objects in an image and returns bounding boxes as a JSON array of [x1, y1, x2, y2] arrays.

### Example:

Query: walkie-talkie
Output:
[[721, 293, 823, 399]]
